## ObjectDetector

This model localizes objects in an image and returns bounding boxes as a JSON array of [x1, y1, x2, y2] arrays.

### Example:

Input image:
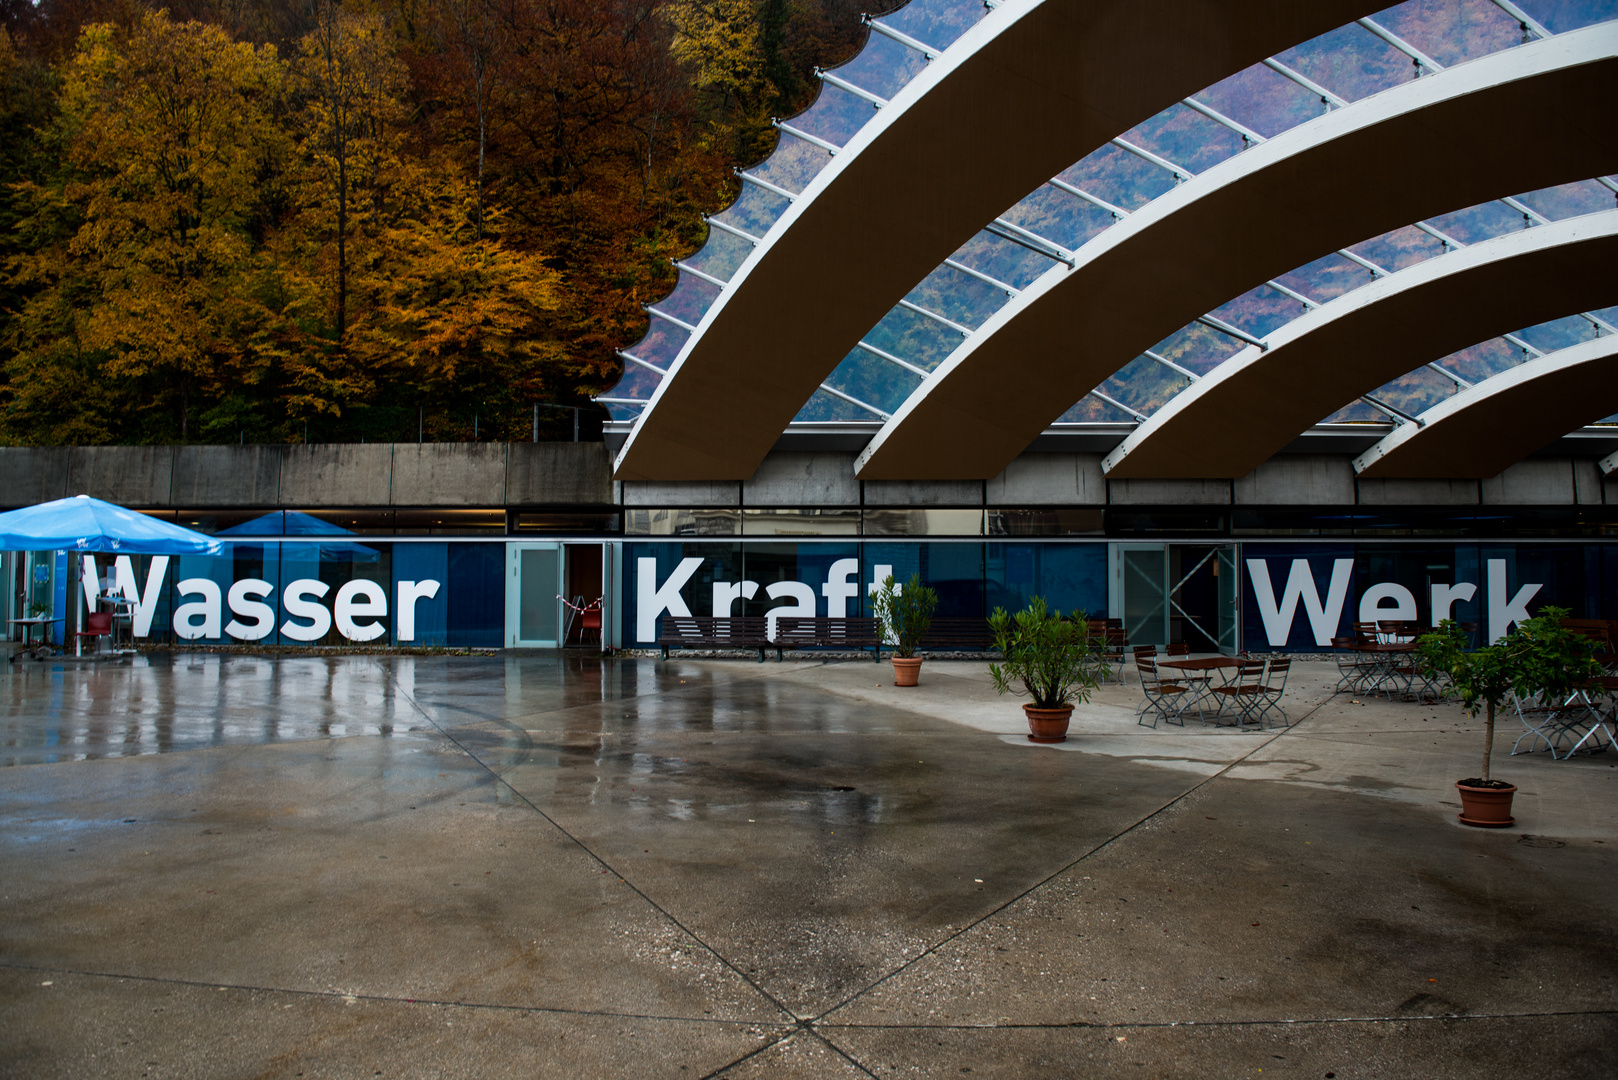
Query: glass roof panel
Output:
[[827, 32, 925, 101], [1056, 144, 1176, 213], [1208, 285, 1310, 339], [999, 183, 1113, 253], [1149, 322, 1245, 377], [1098, 356, 1192, 418], [678, 228, 755, 284], [1514, 179, 1617, 220], [1319, 400, 1391, 423], [1373, 0, 1525, 67], [1438, 336, 1529, 383], [1119, 102, 1247, 174], [864, 304, 966, 374], [1191, 62, 1327, 140], [650, 273, 722, 328], [745, 133, 831, 196], [785, 82, 879, 148], [711, 181, 792, 239], [877, 0, 988, 50], [626, 319, 689, 369], [822, 348, 924, 415], [948, 229, 1053, 292], [1425, 199, 1534, 245], [1273, 251, 1379, 304], [1517, 0, 1618, 33], [794, 387, 875, 423], [600, 365, 662, 419], [1367, 362, 1461, 416], [903, 263, 1011, 332], [1509, 313, 1601, 353], [1273, 22, 1416, 102], [1346, 223, 1447, 272], [1057, 395, 1139, 424]]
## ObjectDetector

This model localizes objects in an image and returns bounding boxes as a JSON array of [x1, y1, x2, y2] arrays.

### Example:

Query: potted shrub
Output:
[[1417, 606, 1600, 827], [872, 573, 938, 686], [987, 597, 1108, 742]]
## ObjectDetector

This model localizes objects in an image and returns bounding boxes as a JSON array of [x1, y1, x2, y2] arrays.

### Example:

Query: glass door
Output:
[[1112, 544, 1168, 647], [506, 543, 561, 647], [1215, 545, 1240, 655]]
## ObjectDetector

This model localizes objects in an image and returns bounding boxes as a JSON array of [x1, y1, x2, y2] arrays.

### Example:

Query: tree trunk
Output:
[[1482, 698, 1494, 781]]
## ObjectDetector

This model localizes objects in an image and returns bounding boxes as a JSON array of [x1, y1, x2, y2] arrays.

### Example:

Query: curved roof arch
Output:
[[610, 0, 1386, 481], [1098, 210, 1618, 480], [854, 27, 1618, 479], [1351, 334, 1618, 480]]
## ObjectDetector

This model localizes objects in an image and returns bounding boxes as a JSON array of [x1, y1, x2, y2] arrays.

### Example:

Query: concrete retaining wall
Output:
[[0, 444, 1608, 509]]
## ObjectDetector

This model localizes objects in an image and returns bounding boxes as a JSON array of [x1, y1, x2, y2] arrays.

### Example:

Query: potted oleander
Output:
[[1417, 606, 1599, 827], [988, 598, 1107, 742], [872, 573, 938, 686]]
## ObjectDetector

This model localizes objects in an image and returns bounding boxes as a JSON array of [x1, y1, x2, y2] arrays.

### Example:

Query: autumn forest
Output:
[[0, 0, 868, 445]]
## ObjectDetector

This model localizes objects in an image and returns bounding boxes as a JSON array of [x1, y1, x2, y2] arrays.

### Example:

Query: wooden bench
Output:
[[658, 616, 773, 661], [771, 616, 883, 660], [918, 617, 995, 650]]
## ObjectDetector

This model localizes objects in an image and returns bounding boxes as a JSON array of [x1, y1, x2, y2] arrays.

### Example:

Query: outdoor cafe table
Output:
[[1360, 640, 1417, 697], [1159, 656, 1246, 724], [7, 616, 53, 658]]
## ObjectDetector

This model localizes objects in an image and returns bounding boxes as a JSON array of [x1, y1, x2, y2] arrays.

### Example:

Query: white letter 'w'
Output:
[[1246, 558, 1354, 647]]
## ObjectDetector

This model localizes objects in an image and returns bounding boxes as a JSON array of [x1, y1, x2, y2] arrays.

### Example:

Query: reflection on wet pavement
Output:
[[1, 653, 1614, 1078]]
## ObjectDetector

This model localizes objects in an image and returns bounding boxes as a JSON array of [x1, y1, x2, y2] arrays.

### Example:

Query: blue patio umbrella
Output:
[[0, 495, 221, 656], [216, 511, 378, 562], [0, 495, 221, 555]]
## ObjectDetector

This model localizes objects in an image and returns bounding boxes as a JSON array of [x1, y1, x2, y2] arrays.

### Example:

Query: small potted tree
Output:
[[1417, 606, 1600, 827], [872, 573, 938, 686], [987, 597, 1108, 742]]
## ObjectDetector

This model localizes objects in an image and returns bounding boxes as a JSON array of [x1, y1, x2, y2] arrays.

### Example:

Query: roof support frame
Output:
[[1356, 334, 1618, 478], [852, 30, 1618, 480], [1103, 212, 1618, 479]]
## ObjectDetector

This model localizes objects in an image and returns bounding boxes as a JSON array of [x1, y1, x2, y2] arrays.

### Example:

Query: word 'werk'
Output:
[[82, 555, 440, 642], [1247, 558, 1540, 647]]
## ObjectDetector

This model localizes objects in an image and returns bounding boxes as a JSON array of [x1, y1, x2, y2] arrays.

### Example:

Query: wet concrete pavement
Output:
[[1, 653, 1614, 1078]]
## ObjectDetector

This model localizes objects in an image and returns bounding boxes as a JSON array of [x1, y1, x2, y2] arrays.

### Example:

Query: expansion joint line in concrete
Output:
[[816, 1007, 1618, 1032], [368, 659, 803, 1032], [0, 960, 793, 1029]]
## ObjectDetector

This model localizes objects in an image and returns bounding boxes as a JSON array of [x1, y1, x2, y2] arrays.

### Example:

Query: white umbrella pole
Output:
[[70, 552, 81, 658]]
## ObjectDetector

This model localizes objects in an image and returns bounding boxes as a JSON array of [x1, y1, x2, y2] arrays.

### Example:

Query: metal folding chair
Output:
[[1250, 657, 1291, 729], [1136, 657, 1190, 728], [1209, 657, 1268, 727], [1330, 637, 1373, 695]]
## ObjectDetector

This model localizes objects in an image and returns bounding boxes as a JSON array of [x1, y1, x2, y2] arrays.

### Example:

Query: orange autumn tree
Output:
[[3, 11, 283, 442], [349, 164, 565, 427]]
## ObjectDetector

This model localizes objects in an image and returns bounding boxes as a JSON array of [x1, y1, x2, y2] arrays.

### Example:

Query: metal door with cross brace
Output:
[[1110, 544, 1168, 647]]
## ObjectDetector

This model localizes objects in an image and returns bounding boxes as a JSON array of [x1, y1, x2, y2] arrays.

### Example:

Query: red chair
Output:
[[578, 607, 602, 647], [75, 611, 113, 653]]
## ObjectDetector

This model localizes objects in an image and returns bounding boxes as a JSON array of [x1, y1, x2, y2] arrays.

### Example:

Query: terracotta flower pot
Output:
[[892, 656, 923, 687], [1024, 703, 1074, 743], [1455, 780, 1516, 828]]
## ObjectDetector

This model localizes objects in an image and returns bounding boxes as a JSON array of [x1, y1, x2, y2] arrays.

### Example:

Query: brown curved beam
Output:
[[1102, 212, 1618, 479], [855, 29, 1618, 479], [1353, 335, 1618, 479], [612, 0, 1383, 481]]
